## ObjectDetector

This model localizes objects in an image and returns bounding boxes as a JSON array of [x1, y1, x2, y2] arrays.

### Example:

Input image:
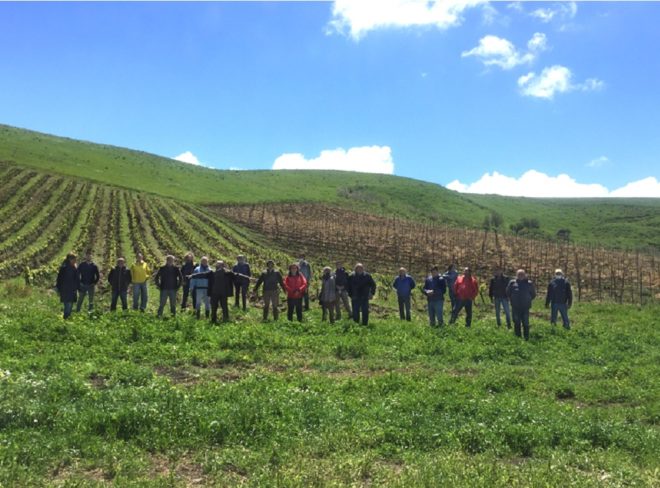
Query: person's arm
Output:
[[108, 268, 114, 286], [506, 281, 513, 301], [369, 275, 377, 298], [56, 267, 63, 292], [439, 278, 446, 295], [246, 264, 251, 277], [488, 279, 494, 301], [278, 273, 286, 292], [254, 273, 264, 293], [154, 268, 161, 289], [299, 275, 308, 293], [530, 281, 536, 300], [392, 278, 398, 291], [410, 277, 416, 291], [566, 281, 573, 308], [93, 265, 100, 285], [176, 268, 183, 289]]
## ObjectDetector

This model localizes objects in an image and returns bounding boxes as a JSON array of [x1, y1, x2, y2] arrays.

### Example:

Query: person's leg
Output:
[[502, 299, 511, 328], [120, 291, 128, 310], [404, 296, 411, 321], [427, 301, 436, 327], [88, 285, 95, 312], [63, 301, 73, 319], [295, 298, 303, 322], [242, 284, 248, 311], [398, 296, 405, 320], [132, 284, 139, 310], [342, 290, 352, 316], [465, 300, 473, 327], [512, 308, 522, 338], [329, 301, 336, 324], [450, 300, 464, 324], [321, 302, 328, 321], [204, 290, 210, 318], [191, 285, 197, 311], [110, 290, 119, 312], [494, 298, 502, 326], [287, 298, 294, 321], [220, 295, 229, 321], [437, 300, 445, 326], [272, 292, 280, 320], [181, 284, 190, 310], [211, 295, 219, 323], [141, 283, 148, 311], [352, 299, 360, 323], [157, 290, 167, 317], [76, 285, 85, 312], [303, 291, 309, 311], [522, 308, 530, 341], [550, 302, 558, 325], [362, 300, 369, 326], [559, 303, 570, 329]]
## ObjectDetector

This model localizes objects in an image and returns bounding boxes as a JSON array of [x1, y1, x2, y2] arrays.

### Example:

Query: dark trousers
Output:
[[181, 283, 196, 309], [234, 282, 248, 310], [352, 297, 370, 325], [448, 292, 457, 314], [287, 298, 303, 322], [211, 295, 229, 323], [158, 289, 177, 317], [513, 307, 530, 340], [450, 299, 473, 327], [76, 284, 95, 312], [111, 290, 128, 311], [398, 295, 411, 321], [62, 301, 74, 319], [303, 291, 310, 311], [321, 300, 336, 323], [551, 303, 571, 329]]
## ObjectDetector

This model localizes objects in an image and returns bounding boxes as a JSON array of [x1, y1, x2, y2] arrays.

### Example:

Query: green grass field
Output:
[[1, 124, 658, 249], [1, 282, 658, 486]]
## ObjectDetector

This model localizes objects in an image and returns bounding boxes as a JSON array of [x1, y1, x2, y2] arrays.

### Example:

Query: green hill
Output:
[[0, 123, 658, 249]]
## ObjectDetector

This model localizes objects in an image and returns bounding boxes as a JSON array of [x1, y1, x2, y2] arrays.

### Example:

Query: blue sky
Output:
[[1, 1, 659, 197]]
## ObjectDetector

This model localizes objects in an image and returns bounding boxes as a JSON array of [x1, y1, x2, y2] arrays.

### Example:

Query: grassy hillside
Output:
[[1, 123, 658, 249], [0, 284, 658, 486]]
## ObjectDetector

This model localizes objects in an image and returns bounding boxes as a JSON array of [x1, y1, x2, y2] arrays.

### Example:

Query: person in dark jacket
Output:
[[443, 264, 459, 313], [298, 255, 312, 311], [489, 268, 511, 328], [423, 266, 447, 327], [347, 263, 377, 326], [56, 252, 79, 319], [180, 252, 196, 311], [233, 254, 252, 311], [254, 260, 285, 321], [76, 251, 99, 312], [108, 257, 132, 311], [546, 269, 573, 330], [506, 269, 536, 341], [334, 261, 352, 319], [155, 255, 183, 318], [319, 266, 338, 324], [393, 267, 416, 321]]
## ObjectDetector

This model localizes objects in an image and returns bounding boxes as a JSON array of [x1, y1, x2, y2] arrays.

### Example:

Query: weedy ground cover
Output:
[[0, 283, 658, 486]]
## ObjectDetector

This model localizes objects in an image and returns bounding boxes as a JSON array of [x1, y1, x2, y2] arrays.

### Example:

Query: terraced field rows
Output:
[[0, 164, 292, 285]]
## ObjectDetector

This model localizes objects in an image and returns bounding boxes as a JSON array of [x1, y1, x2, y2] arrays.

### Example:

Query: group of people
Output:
[[56, 252, 573, 339]]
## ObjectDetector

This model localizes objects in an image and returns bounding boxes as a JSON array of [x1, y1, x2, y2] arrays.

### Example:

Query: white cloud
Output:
[[327, 0, 486, 40], [518, 65, 603, 99], [447, 170, 660, 198], [587, 156, 609, 168], [609, 177, 660, 198], [507, 2, 523, 13], [530, 1, 577, 23], [173, 151, 201, 166], [462, 32, 546, 70], [272, 146, 394, 174]]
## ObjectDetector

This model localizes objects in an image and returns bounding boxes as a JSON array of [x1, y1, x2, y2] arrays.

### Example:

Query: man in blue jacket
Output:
[[423, 266, 447, 327], [392, 267, 416, 321], [233, 255, 252, 311], [546, 269, 573, 330], [506, 269, 536, 341], [76, 251, 99, 312]]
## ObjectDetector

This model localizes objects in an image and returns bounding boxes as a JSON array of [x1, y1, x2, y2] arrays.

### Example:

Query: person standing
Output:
[[108, 257, 131, 312], [189, 261, 236, 323], [443, 264, 459, 313], [546, 269, 573, 330], [232, 255, 252, 311], [319, 266, 338, 324], [506, 269, 537, 341], [449, 267, 478, 327], [423, 266, 447, 327], [191, 256, 212, 320], [489, 268, 511, 328], [284, 263, 307, 322], [76, 251, 99, 312], [180, 252, 196, 311], [254, 260, 286, 321], [155, 255, 183, 318], [298, 255, 312, 311], [347, 263, 377, 326], [56, 252, 79, 319], [392, 267, 416, 321], [334, 261, 352, 319], [130, 252, 150, 312]]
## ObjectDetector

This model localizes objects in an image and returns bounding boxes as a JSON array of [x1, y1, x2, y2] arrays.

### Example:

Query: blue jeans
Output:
[[195, 288, 210, 312], [132, 283, 148, 311], [158, 289, 177, 317], [494, 297, 511, 327], [111, 290, 128, 311], [450, 299, 473, 327], [76, 284, 95, 312], [551, 303, 571, 329], [398, 295, 411, 321], [63, 301, 74, 319], [513, 307, 530, 340], [428, 300, 444, 326], [352, 297, 370, 325]]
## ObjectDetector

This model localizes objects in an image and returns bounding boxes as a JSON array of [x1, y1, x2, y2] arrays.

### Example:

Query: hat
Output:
[[555, 269, 563, 275]]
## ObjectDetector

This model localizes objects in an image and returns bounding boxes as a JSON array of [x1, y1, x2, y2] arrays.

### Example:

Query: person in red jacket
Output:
[[449, 267, 479, 327], [283, 263, 307, 322]]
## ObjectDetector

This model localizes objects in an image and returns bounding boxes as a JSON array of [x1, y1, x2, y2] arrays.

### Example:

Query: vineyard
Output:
[[0, 163, 292, 285], [216, 203, 660, 305]]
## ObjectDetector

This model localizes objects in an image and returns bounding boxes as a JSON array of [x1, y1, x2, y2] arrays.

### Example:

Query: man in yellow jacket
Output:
[[130, 252, 151, 312]]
